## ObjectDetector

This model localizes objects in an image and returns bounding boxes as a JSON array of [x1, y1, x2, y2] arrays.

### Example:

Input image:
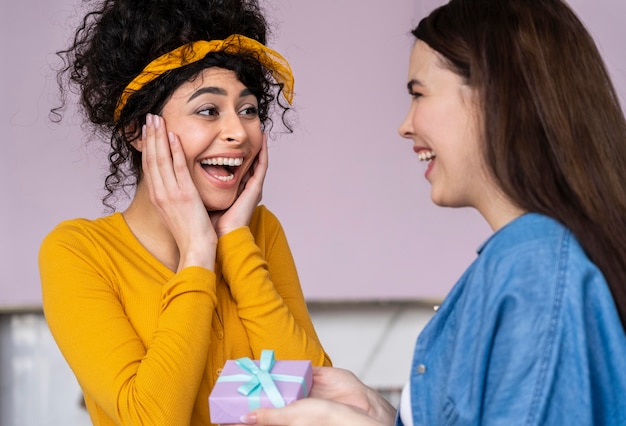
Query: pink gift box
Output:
[[209, 351, 312, 424]]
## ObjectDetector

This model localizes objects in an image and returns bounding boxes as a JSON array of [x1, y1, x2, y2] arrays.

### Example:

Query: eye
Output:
[[239, 105, 259, 118], [408, 88, 423, 99], [197, 105, 219, 117]]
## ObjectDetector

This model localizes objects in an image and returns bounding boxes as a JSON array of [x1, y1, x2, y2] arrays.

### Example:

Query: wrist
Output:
[[177, 241, 217, 272], [366, 387, 397, 425]]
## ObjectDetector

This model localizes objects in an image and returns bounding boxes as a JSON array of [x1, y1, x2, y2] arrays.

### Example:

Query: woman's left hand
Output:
[[210, 134, 268, 237]]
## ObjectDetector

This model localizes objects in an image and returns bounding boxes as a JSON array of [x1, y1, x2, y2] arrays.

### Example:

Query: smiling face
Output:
[[398, 40, 494, 212], [160, 67, 263, 211]]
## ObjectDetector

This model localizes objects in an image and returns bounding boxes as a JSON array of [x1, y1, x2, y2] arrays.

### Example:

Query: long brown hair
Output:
[[414, 0, 626, 330]]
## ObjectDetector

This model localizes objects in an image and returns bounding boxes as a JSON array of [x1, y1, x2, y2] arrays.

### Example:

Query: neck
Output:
[[478, 189, 526, 232], [123, 183, 180, 271]]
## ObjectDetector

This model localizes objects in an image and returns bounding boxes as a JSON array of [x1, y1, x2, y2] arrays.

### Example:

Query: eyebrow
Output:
[[187, 87, 254, 102]]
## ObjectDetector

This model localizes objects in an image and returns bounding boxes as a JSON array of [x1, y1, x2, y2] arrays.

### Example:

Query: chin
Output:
[[430, 191, 457, 208], [430, 191, 447, 207], [431, 193, 470, 209], [204, 196, 237, 212]]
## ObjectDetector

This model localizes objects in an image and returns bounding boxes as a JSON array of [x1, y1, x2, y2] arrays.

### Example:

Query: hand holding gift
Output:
[[209, 350, 312, 424]]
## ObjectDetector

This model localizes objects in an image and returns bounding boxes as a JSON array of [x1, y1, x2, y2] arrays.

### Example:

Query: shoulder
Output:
[[250, 204, 278, 223], [40, 213, 124, 255], [476, 213, 589, 277], [462, 213, 601, 310], [249, 205, 283, 233], [450, 213, 619, 340], [245, 205, 293, 257], [481, 213, 569, 257], [42, 213, 122, 239]]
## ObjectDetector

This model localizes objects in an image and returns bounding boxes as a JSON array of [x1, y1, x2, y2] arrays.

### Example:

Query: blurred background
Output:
[[1, 0, 624, 424]]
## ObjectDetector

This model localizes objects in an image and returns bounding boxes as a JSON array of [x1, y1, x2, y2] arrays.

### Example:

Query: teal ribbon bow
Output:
[[217, 350, 308, 410]]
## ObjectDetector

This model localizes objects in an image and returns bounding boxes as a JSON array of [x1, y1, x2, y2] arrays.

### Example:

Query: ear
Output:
[[128, 124, 145, 152]]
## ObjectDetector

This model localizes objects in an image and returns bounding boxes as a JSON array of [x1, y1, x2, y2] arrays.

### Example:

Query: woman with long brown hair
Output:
[[235, 0, 626, 424]]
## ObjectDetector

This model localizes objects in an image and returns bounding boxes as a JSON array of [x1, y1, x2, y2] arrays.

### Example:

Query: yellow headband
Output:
[[114, 34, 294, 120]]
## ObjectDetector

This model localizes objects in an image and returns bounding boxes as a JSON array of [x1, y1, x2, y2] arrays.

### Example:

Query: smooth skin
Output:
[[231, 38, 525, 426], [398, 41, 523, 232], [123, 67, 268, 273]]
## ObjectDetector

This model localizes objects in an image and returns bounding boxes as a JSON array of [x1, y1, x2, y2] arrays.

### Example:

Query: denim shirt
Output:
[[397, 213, 626, 425]]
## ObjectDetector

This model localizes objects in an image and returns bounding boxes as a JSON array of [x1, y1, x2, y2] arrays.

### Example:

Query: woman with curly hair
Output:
[[39, 0, 331, 424]]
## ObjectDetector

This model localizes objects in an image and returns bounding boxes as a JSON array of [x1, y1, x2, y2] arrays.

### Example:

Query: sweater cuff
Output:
[[161, 266, 217, 307], [216, 226, 255, 259]]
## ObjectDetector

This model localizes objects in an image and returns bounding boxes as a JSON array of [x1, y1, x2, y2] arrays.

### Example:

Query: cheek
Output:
[[251, 138, 262, 157], [411, 104, 440, 134], [247, 127, 264, 154], [175, 128, 212, 156], [412, 113, 439, 142], [177, 140, 200, 167]]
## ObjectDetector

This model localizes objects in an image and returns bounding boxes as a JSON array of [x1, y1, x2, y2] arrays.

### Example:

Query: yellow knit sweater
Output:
[[40, 205, 331, 425]]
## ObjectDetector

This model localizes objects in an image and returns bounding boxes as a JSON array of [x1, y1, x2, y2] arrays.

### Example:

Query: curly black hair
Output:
[[52, 0, 292, 210]]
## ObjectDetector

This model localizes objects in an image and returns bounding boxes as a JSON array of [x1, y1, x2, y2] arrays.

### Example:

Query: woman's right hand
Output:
[[209, 134, 268, 237], [142, 113, 217, 271], [308, 367, 397, 423]]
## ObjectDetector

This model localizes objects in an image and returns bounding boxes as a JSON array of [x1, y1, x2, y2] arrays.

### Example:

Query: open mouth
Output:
[[200, 157, 243, 182], [417, 150, 436, 162]]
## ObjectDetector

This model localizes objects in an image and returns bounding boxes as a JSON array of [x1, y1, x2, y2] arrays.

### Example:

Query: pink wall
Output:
[[1, 0, 624, 308]]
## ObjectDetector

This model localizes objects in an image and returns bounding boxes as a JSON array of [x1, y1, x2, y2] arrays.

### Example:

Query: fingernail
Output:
[[168, 132, 175, 145], [240, 413, 257, 424], [146, 114, 153, 126], [154, 115, 161, 129]]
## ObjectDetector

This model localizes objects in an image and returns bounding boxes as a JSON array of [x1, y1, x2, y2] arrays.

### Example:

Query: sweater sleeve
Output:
[[39, 222, 216, 425], [216, 207, 332, 367]]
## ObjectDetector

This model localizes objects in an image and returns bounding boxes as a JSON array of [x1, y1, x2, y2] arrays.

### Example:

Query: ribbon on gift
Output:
[[216, 350, 308, 410]]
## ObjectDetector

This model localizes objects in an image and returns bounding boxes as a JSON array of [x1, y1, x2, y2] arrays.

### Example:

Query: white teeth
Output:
[[418, 150, 436, 162], [200, 157, 241, 182], [200, 157, 243, 166]]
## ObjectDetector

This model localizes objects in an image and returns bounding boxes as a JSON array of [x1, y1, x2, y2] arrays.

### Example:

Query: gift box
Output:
[[209, 350, 312, 424]]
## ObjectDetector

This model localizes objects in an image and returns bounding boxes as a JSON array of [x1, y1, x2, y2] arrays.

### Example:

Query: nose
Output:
[[398, 105, 414, 140], [220, 112, 247, 143]]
